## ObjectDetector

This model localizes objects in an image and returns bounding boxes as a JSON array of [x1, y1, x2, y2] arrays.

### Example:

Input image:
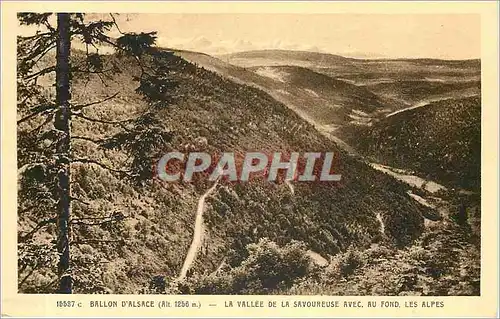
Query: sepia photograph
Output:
[[15, 11, 482, 298]]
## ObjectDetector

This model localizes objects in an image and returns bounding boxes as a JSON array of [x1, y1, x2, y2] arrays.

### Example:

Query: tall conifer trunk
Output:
[[54, 13, 72, 294]]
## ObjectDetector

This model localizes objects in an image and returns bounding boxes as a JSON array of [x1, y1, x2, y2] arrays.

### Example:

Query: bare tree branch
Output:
[[95, 71, 109, 87], [75, 113, 134, 125], [28, 113, 54, 135], [109, 13, 125, 35], [71, 135, 105, 145], [19, 263, 40, 287], [70, 197, 91, 206], [24, 65, 57, 81], [71, 239, 125, 245], [71, 212, 124, 226], [19, 217, 57, 242], [19, 37, 57, 67], [72, 92, 119, 111], [17, 104, 56, 125], [19, 31, 54, 41], [73, 112, 133, 131], [31, 44, 57, 68], [39, 277, 59, 291], [71, 158, 135, 177], [43, 20, 56, 33]]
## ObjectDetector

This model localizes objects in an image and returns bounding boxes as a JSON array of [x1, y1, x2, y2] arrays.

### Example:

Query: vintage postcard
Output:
[[1, 1, 499, 318]]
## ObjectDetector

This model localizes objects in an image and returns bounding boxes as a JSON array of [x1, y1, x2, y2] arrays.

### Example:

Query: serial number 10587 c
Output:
[[56, 301, 76, 307]]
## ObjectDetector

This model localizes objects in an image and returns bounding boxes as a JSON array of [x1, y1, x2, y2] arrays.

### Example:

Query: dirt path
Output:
[[375, 212, 385, 234], [369, 163, 446, 194], [177, 179, 220, 281], [385, 93, 479, 118]]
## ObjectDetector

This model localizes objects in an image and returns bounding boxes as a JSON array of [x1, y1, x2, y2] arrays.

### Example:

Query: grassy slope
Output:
[[251, 65, 388, 123], [19, 50, 434, 293], [177, 50, 392, 127]]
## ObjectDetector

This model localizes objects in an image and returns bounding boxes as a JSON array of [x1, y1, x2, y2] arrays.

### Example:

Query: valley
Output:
[[18, 45, 481, 296], [179, 49, 480, 190], [174, 49, 481, 296]]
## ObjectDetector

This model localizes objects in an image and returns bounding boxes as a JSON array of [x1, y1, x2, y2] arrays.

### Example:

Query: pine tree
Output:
[[17, 13, 178, 293]]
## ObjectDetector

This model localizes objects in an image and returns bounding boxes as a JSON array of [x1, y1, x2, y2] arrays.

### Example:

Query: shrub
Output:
[[183, 238, 312, 294]]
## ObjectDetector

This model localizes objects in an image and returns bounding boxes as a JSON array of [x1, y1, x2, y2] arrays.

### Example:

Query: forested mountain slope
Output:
[[18, 49, 478, 296]]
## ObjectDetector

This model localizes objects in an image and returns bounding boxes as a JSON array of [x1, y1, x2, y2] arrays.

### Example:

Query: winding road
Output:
[[177, 179, 220, 281]]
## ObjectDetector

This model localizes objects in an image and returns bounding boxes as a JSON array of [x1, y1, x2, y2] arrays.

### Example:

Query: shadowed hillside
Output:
[[340, 96, 481, 191], [250, 65, 387, 120], [177, 50, 396, 131]]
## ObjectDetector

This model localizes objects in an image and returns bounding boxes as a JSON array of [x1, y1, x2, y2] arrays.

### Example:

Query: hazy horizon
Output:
[[92, 13, 481, 60], [18, 13, 481, 60]]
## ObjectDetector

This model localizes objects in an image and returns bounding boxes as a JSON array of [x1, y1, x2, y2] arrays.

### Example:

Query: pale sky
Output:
[[104, 13, 480, 59], [21, 13, 481, 59]]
